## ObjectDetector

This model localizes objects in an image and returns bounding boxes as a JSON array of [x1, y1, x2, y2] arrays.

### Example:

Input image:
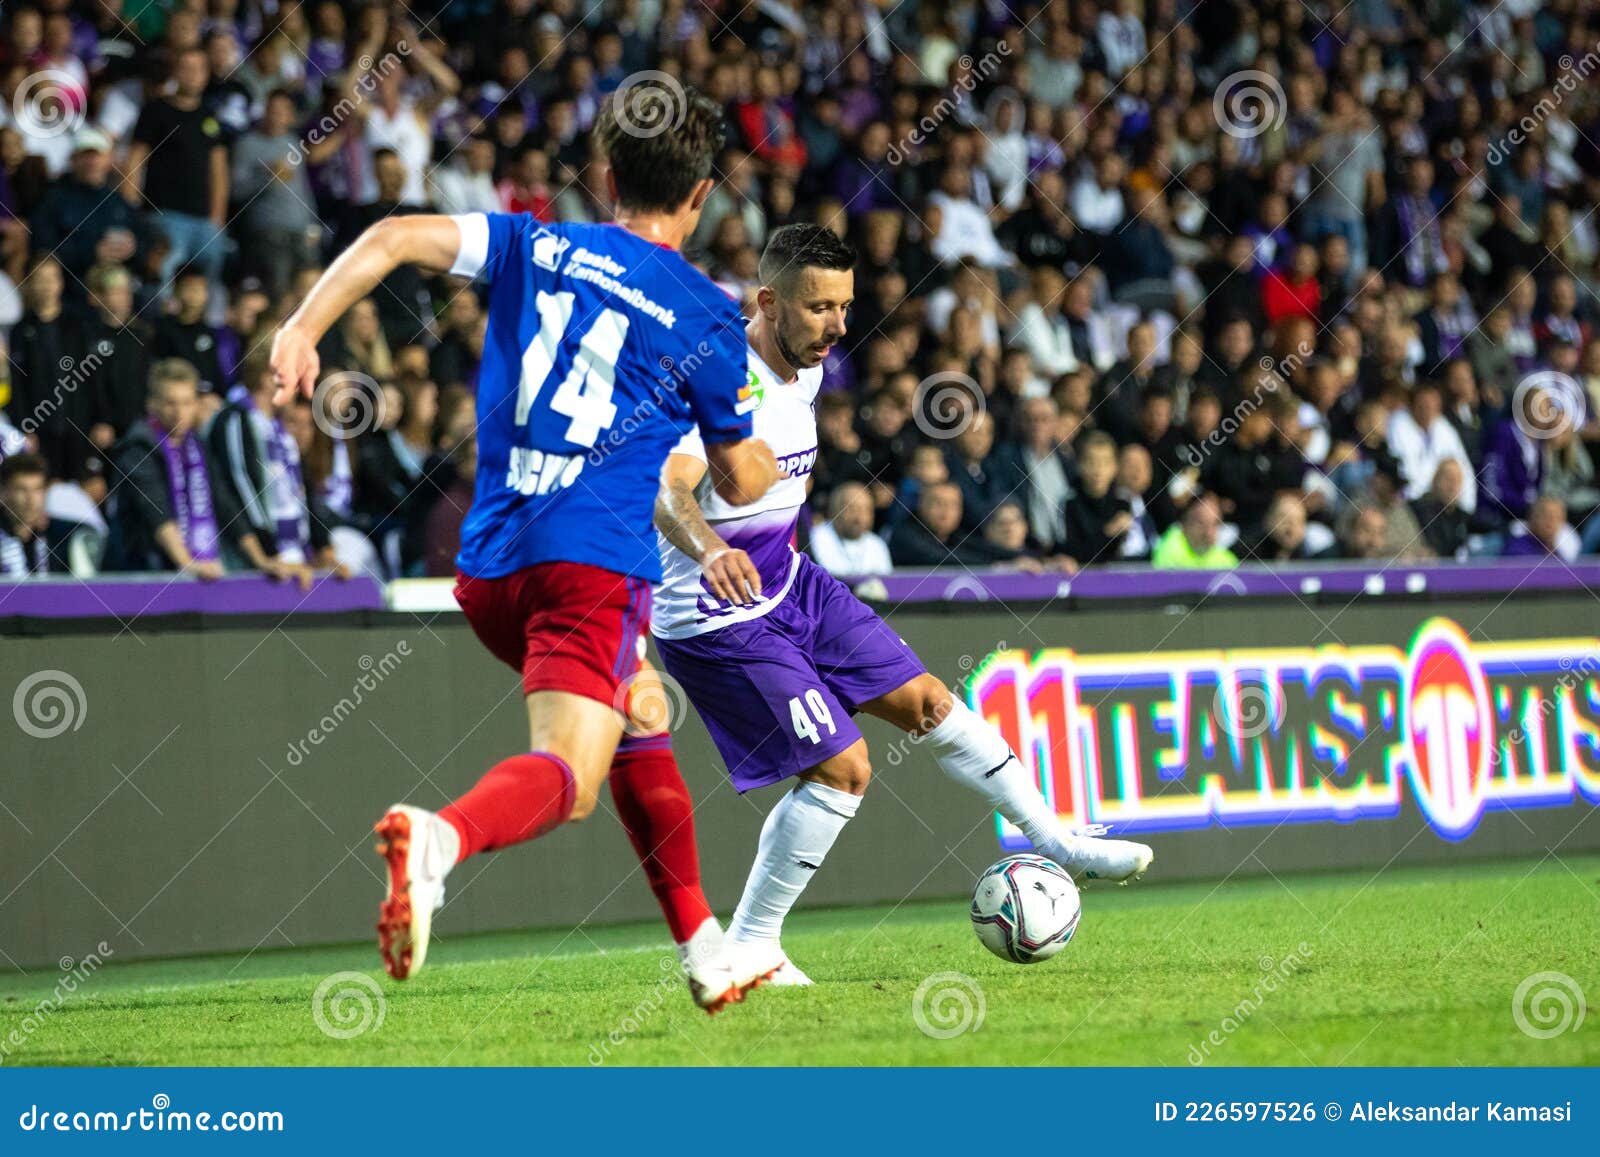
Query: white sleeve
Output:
[[669, 424, 708, 463], [449, 213, 489, 278]]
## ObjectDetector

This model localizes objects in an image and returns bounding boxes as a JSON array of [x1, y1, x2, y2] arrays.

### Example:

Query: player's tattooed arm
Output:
[[270, 215, 467, 403], [656, 453, 763, 605]]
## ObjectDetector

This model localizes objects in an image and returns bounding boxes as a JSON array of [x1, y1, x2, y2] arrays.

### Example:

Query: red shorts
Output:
[[454, 561, 652, 706]]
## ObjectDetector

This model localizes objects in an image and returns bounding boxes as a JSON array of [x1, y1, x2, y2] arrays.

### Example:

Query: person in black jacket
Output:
[[29, 128, 143, 309], [1063, 432, 1133, 565], [84, 263, 152, 445], [0, 452, 95, 576], [888, 480, 1020, 568], [1202, 398, 1308, 539], [151, 265, 228, 400], [105, 359, 227, 577], [207, 356, 339, 585], [7, 254, 100, 491]]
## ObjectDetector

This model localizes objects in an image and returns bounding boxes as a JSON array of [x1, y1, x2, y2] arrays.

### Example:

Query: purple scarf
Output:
[[233, 387, 309, 559], [1395, 193, 1446, 287], [153, 419, 220, 563]]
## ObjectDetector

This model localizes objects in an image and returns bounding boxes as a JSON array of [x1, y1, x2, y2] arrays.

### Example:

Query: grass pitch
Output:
[[4, 856, 1596, 1066]]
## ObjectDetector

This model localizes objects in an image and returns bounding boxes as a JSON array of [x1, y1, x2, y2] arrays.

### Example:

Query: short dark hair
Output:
[[592, 81, 724, 213], [0, 452, 47, 485], [758, 223, 856, 292]]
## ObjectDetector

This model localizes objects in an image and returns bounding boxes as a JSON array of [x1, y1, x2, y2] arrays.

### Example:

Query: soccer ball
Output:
[[970, 854, 1082, 963]]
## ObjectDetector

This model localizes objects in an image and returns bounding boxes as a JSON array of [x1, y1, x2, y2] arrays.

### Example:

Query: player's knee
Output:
[[809, 749, 873, 795], [912, 677, 956, 735]]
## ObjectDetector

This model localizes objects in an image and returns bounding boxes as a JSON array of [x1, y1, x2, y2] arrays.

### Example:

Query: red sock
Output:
[[608, 735, 714, 943], [439, 751, 575, 861]]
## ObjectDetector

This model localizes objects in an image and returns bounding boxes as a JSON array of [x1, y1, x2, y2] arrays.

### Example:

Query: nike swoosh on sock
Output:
[[983, 754, 1017, 779]]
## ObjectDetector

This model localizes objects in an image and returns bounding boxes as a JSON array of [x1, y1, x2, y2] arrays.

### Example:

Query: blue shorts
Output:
[[655, 555, 927, 791]]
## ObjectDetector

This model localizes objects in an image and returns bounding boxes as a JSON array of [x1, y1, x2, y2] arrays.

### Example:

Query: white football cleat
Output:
[[724, 938, 789, 994], [678, 919, 744, 1014], [765, 958, 813, 987], [374, 804, 453, 980], [1043, 826, 1153, 883]]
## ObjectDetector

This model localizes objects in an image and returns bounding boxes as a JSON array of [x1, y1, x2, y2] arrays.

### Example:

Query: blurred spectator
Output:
[[944, 409, 1008, 532], [124, 46, 228, 288], [1151, 494, 1239, 569], [29, 129, 139, 300], [1386, 381, 1477, 513], [0, 451, 95, 576], [1340, 451, 1429, 560], [1412, 459, 1473, 561], [1503, 496, 1581, 562], [1247, 494, 1337, 562], [810, 481, 892, 578], [230, 88, 319, 298], [890, 480, 1017, 568], [105, 359, 225, 577], [1063, 431, 1131, 565]]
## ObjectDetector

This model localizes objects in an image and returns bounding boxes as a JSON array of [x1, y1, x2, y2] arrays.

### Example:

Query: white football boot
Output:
[[723, 938, 791, 992], [1040, 824, 1153, 883], [374, 804, 455, 980], [764, 958, 814, 987], [678, 920, 744, 1014]]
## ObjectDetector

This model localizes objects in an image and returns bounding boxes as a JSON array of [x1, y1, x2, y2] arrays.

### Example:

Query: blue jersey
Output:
[[447, 214, 753, 582]]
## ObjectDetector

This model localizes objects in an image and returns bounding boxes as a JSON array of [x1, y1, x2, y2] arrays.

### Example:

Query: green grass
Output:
[[4, 856, 1597, 1066]]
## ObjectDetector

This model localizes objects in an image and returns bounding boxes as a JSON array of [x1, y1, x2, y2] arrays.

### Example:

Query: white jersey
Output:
[[652, 348, 821, 640]]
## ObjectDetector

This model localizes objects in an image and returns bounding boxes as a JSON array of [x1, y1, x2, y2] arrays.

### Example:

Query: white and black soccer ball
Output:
[[970, 854, 1082, 964]]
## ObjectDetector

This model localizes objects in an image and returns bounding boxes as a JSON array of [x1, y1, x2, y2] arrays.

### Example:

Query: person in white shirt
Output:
[[1387, 380, 1477, 513], [928, 166, 1013, 268], [1009, 267, 1079, 378], [810, 482, 892, 577], [1097, 0, 1147, 79], [427, 135, 501, 215], [1070, 154, 1127, 235]]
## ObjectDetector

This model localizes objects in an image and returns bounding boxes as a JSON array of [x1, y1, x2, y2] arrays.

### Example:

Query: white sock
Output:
[[727, 780, 861, 943], [921, 700, 1069, 856]]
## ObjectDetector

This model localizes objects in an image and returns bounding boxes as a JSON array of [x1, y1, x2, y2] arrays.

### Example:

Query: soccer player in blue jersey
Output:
[[652, 225, 1153, 984], [270, 83, 783, 1011]]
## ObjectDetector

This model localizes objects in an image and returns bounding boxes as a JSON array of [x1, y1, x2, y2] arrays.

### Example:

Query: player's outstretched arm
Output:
[[270, 215, 467, 404], [656, 452, 763, 604], [703, 436, 782, 507]]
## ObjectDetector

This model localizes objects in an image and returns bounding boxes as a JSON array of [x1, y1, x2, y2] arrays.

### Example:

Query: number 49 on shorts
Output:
[[789, 690, 837, 745]]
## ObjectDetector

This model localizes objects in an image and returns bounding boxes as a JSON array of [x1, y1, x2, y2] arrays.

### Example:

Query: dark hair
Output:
[[592, 81, 724, 212], [0, 452, 47, 484], [758, 223, 856, 291]]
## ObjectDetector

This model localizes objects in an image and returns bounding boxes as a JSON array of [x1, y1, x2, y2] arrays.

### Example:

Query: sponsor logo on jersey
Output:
[[775, 445, 817, 479], [968, 617, 1600, 844], [530, 227, 572, 271], [736, 370, 765, 414]]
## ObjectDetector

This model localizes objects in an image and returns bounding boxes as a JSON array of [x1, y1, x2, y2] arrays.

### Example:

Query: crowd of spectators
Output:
[[2, 0, 1600, 584]]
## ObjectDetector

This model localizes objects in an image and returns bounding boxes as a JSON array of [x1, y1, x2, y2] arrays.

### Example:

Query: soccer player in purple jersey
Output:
[[653, 225, 1153, 983], [269, 83, 786, 1011]]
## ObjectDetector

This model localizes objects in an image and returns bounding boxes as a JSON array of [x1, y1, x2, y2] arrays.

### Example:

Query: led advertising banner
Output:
[[968, 617, 1600, 846]]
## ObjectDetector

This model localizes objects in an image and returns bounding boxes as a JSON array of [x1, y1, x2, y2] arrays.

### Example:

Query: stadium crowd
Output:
[[2, 0, 1600, 584]]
